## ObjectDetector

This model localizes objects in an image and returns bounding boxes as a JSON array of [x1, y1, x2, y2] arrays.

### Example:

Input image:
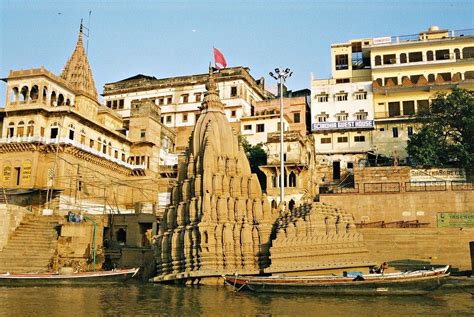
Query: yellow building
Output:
[[328, 26, 474, 162], [0, 26, 175, 215]]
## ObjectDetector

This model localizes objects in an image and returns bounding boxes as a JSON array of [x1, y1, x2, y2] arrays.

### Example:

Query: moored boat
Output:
[[0, 268, 139, 285], [223, 266, 450, 295]]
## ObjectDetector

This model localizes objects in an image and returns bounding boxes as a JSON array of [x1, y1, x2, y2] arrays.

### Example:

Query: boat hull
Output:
[[224, 267, 450, 295], [0, 268, 139, 286]]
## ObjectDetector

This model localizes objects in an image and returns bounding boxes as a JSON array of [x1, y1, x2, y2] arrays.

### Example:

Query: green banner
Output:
[[437, 212, 474, 228]]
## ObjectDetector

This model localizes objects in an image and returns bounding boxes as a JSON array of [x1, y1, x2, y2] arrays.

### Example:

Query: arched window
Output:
[[374, 55, 381, 66], [454, 48, 460, 60], [57, 94, 64, 106], [8, 122, 15, 138], [9, 87, 19, 104], [97, 137, 102, 151], [288, 199, 295, 211], [289, 171, 297, 187], [428, 74, 435, 82], [102, 140, 107, 154], [50, 91, 57, 106], [427, 51, 434, 61], [42, 87, 47, 103], [108, 142, 112, 156], [66, 98, 71, 106], [27, 120, 35, 136], [30, 85, 39, 101], [20, 86, 28, 103], [400, 53, 407, 64], [17, 121, 25, 137]]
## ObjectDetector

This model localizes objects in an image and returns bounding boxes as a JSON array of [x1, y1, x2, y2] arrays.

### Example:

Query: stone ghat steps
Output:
[[0, 215, 60, 273]]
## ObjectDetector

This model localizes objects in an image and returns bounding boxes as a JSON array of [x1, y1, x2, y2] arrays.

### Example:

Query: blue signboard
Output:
[[311, 120, 374, 131]]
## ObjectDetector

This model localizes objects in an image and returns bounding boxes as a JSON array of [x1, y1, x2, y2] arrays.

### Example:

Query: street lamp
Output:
[[269, 68, 292, 211]]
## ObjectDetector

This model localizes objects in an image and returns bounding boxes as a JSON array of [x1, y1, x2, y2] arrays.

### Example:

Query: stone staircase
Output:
[[0, 214, 63, 273]]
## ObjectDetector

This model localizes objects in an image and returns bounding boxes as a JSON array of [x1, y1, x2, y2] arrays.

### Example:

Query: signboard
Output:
[[410, 168, 466, 182], [372, 36, 392, 45], [3, 166, 11, 182], [437, 212, 474, 228], [312, 120, 374, 131], [21, 161, 32, 181]]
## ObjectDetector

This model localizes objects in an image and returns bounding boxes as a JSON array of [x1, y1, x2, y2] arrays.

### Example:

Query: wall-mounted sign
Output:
[[410, 168, 466, 182], [312, 120, 374, 131], [437, 212, 474, 228], [3, 166, 11, 182], [372, 36, 392, 45], [21, 161, 32, 181]]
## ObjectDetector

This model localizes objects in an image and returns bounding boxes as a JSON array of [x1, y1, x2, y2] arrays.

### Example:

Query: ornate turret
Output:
[[60, 23, 98, 100]]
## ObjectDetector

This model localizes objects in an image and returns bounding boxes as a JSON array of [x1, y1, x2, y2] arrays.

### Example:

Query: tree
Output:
[[407, 88, 474, 171], [239, 136, 268, 189]]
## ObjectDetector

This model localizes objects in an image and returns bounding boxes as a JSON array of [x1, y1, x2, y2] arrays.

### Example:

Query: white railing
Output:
[[0, 136, 146, 170]]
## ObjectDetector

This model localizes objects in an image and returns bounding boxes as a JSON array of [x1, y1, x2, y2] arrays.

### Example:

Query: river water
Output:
[[0, 283, 473, 316]]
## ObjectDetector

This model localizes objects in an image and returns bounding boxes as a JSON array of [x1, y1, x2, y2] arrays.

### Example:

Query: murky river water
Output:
[[0, 283, 473, 316]]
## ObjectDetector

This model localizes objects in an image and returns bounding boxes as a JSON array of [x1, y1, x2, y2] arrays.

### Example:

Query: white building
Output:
[[240, 111, 290, 146], [311, 80, 374, 179]]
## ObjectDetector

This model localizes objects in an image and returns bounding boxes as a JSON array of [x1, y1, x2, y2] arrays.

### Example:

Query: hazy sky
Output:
[[1, 0, 473, 103]]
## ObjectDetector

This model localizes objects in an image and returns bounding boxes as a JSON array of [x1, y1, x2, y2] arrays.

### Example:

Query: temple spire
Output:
[[60, 20, 98, 100], [201, 66, 224, 113]]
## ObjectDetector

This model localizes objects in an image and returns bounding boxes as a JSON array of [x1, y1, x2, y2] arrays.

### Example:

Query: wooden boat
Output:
[[223, 266, 450, 295], [0, 268, 139, 285]]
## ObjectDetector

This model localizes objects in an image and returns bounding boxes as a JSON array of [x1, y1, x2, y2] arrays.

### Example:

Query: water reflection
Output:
[[0, 283, 473, 316]]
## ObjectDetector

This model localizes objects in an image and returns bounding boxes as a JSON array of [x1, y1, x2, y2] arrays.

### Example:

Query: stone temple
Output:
[[152, 68, 372, 283]]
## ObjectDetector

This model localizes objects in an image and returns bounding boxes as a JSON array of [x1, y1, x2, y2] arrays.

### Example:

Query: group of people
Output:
[[370, 262, 388, 274]]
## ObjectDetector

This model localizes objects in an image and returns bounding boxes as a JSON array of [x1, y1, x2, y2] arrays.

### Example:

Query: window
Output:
[[336, 93, 348, 101], [106, 100, 112, 108], [166, 116, 172, 123], [317, 116, 327, 122], [374, 55, 382, 66], [181, 94, 189, 103], [140, 129, 146, 138], [337, 136, 348, 143], [465, 71, 474, 80], [428, 74, 435, 82], [231, 86, 238, 97], [231, 110, 236, 118], [158, 98, 164, 105], [167, 97, 172, 104], [435, 49, 450, 60], [68, 129, 74, 140], [400, 53, 407, 64], [321, 137, 331, 144], [388, 102, 401, 117], [427, 51, 434, 61], [293, 112, 301, 123], [383, 54, 396, 65], [81, 134, 86, 144], [243, 124, 252, 130], [114, 150, 118, 159], [407, 126, 414, 136], [356, 112, 368, 120], [183, 114, 188, 122], [335, 54, 349, 70], [379, 128, 385, 132], [462, 47, 474, 59], [317, 94, 328, 102], [417, 100, 429, 113], [336, 113, 348, 121], [402, 101, 415, 116], [256, 124, 265, 132], [112, 100, 118, 109], [195, 93, 201, 102], [392, 127, 399, 138], [354, 91, 367, 100], [89, 139, 94, 148], [410, 74, 422, 84], [438, 72, 451, 81], [409, 52, 423, 62], [354, 135, 365, 142], [119, 99, 124, 109]]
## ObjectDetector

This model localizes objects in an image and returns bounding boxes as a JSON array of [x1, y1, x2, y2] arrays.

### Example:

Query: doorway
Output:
[[332, 161, 341, 180]]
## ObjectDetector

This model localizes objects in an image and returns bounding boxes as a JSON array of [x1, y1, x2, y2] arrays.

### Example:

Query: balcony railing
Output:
[[0, 136, 145, 170]]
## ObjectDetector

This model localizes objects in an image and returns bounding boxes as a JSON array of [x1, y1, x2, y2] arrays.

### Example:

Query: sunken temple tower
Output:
[[152, 68, 372, 283]]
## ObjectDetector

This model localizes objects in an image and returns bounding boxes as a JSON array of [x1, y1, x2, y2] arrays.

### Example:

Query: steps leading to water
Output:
[[0, 215, 63, 273]]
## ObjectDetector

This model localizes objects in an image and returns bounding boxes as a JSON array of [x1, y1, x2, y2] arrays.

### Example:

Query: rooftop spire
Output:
[[60, 20, 98, 100], [201, 65, 224, 112]]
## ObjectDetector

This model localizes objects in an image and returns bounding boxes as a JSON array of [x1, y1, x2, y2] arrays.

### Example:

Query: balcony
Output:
[[374, 112, 415, 120], [373, 75, 474, 95], [0, 136, 145, 170]]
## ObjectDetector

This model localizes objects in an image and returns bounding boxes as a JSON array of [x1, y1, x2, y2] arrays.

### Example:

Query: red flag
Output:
[[213, 47, 227, 69]]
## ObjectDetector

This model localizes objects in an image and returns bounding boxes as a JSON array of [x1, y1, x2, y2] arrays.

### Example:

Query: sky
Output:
[[1, 0, 473, 104]]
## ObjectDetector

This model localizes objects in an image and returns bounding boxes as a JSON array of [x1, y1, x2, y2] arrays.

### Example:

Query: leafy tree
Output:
[[407, 88, 474, 172], [239, 136, 268, 189]]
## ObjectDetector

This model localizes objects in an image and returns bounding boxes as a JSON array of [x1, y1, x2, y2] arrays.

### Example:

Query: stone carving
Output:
[[152, 68, 371, 283]]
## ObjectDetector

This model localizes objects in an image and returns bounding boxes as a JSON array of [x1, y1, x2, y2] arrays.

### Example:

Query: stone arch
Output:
[[30, 85, 39, 101], [57, 93, 65, 106], [9, 87, 19, 104], [20, 86, 28, 102], [27, 120, 35, 136], [17, 121, 25, 137], [50, 91, 57, 106], [289, 171, 297, 187]]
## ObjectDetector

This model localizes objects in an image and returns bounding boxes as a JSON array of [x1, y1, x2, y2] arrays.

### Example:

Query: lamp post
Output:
[[269, 68, 292, 211]]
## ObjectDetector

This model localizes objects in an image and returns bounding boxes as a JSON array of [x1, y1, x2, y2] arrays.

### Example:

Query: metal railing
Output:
[[364, 182, 400, 193], [405, 181, 447, 192]]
